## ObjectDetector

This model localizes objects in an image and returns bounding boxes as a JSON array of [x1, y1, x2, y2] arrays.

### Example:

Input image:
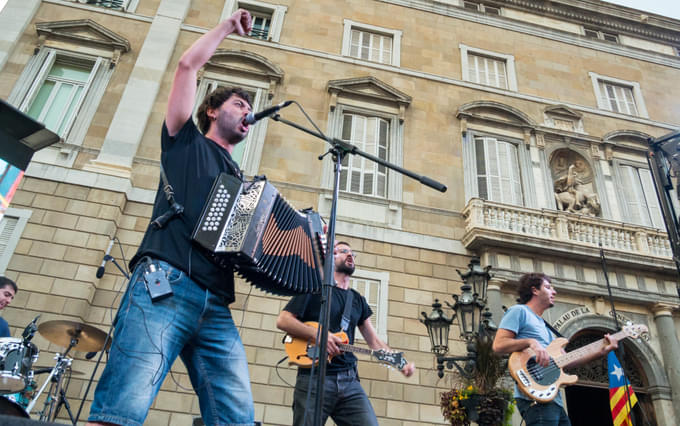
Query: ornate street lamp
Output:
[[420, 257, 496, 378]]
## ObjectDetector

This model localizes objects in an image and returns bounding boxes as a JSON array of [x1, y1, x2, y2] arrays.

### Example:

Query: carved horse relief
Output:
[[550, 150, 601, 217]]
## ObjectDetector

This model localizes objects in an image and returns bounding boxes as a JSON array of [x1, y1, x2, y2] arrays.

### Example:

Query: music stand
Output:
[[271, 108, 446, 426], [0, 99, 60, 171]]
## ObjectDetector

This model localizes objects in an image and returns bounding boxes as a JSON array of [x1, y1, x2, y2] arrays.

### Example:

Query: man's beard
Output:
[[336, 261, 355, 276]]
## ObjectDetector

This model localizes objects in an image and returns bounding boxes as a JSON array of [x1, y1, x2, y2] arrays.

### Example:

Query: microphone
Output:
[[243, 100, 292, 125], [22, 315, 40, 342], [96, 238, 115, 279]]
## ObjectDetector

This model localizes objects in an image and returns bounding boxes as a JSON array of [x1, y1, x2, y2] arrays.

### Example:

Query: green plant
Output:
[[440, 386, 475, 426], [440, 333, 514, 426]]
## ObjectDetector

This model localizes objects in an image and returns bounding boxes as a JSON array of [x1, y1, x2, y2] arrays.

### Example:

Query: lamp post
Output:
[[420, 257, 496, 378]]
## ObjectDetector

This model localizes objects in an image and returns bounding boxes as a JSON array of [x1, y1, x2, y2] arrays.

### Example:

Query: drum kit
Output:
[[0, 318, 110, 423]]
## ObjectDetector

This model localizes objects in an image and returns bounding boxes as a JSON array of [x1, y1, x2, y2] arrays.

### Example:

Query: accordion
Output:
[[192, 173, 325, 296]]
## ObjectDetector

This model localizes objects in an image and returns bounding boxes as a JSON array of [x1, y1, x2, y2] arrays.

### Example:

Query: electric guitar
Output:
[[283, 321, 408, 371], [509, 323, 647, 402]]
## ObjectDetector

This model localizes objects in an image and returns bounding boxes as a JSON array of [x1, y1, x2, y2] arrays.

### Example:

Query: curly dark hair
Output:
[[196, 87, 252, 134], [517, 272, 550, 304]]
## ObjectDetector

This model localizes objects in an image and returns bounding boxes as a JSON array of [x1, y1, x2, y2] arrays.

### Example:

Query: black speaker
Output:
[[0, 396, 63, 426]]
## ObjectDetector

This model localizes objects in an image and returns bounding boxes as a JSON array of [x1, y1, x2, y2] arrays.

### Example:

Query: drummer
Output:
[[0, 277, 17, 337]]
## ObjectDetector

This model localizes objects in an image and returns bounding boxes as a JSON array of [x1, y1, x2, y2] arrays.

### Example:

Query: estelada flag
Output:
[[608, 351, 638, 426]]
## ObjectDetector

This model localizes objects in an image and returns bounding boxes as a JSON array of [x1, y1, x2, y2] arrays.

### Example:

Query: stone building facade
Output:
[[1, 0, 679, 424]]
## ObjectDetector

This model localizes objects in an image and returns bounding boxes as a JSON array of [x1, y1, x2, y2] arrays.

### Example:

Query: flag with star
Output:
[[608, 351, 638, 426]]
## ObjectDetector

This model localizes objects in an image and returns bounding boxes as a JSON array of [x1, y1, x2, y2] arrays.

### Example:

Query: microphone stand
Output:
[[73, 256, 130, 424], [271, 113, 446, 426]]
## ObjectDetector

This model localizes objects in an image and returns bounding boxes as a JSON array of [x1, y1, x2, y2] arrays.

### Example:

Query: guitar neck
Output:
[[338, 343, 374, 356], [555, 329, 628, 367]]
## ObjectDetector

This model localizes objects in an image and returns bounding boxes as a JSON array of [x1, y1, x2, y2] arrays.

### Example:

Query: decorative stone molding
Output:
[[652, 303, 675, 317], [35, 19, 130, 64], [203, 49, 284, 99], [327, 76, 412, 122], [602, 129, 652, 153], [543, 104, 585, 133], [457, 100, 536, 129]]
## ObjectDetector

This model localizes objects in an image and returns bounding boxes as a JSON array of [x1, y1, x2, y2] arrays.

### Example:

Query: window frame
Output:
[[0, 208, 32, 275], [338, 112, 391, 198], [588, 72, 648, 118], [350, 269, 389, 342], [463, 1, 501, 15], [8, 47, 113, 150], [341, 19, 402, 67], [612, 160, 665, 229], [583, 27, 619, 43], [462, 129, 532, 207], [221, 0, 287, 42], [460, 44, 518, 91], [328, 103, 402, 201]]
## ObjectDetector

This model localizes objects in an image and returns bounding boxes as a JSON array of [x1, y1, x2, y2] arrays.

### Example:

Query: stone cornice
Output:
[[486, 0, 680, 44]]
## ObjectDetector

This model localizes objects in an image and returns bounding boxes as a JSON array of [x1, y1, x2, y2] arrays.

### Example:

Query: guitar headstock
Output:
[[373, 349, 407, 370], [622, 323, 648, 339]]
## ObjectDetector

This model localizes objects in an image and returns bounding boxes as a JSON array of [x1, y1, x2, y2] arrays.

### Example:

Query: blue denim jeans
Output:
[[516, 399, 571, 426], [88, 259, 254, 426], [292, 369, 378, 426]]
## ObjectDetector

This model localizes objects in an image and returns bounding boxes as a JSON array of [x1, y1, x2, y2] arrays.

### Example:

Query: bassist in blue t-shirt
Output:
[[493, 273, 619, 426]]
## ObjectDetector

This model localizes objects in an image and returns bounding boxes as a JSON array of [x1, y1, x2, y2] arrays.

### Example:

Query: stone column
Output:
[[486, 278, 506, 326], [653, 304, 680, 423], [0, 0, 41, 73], [84, 0, 192, 178]]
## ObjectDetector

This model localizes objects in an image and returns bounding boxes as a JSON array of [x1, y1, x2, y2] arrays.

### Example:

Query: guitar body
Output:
[[508, 337, 578, 403], [284, 321, 349, 368]]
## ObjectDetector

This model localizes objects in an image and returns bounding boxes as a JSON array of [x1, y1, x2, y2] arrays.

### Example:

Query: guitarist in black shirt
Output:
[[277, 241, 415, 426]]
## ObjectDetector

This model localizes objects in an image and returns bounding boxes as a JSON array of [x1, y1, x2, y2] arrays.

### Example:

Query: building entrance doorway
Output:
[[564, 330, 655, 426], [565, 384, 648, 426]]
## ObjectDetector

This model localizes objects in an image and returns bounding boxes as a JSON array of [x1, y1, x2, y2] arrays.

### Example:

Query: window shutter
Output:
[[0, 217, 18, 261], [19, 49, 57, 112], [474, 137, 523, 205], [620, 165, 647, 226], [638, 168, 664, 229]]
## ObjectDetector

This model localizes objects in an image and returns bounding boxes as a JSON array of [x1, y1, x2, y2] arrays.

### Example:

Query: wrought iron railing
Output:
[[85, 0, 125, 10]]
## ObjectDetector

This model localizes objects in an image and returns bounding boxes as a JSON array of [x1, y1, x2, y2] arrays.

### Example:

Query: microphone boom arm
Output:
[[271, 114, 447, 193]]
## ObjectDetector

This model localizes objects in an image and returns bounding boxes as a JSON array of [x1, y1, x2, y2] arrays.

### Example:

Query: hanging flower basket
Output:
[[440, 335, 515, 426], [441, 388, 513, 426]]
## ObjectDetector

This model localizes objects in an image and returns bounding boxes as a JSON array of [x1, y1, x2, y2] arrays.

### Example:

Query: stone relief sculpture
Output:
[[551, 150, 601, 217]]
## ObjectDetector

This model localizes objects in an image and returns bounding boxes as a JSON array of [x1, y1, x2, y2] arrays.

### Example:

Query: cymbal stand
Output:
[[27, 336, 78, 425]]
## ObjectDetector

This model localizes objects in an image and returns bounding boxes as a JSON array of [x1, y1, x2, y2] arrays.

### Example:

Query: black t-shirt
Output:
[[283, 287, 372, 374], [130, 119, 241, 303]]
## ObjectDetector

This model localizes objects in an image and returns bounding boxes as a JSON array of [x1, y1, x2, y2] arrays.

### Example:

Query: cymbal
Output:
[[38, 320, 109, 353]]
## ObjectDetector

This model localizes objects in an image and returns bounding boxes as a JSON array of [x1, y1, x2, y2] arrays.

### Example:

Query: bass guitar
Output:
[[509, 323, 647, 402], [283, 321, 407, 370]]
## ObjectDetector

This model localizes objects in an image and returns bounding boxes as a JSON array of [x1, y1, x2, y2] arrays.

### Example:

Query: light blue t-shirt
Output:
[[498, 304, 563, 406]]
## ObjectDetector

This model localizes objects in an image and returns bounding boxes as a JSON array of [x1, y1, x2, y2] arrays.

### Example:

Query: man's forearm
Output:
[[492, 336, 534, 355], [178, 20, 237, 73]]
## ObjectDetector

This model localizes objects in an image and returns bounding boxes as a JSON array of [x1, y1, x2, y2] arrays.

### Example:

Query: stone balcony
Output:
[[462, 198, 675, 272]]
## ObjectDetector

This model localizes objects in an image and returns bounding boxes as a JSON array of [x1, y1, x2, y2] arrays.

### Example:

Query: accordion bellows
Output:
[[192, 174, 324, 295]]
